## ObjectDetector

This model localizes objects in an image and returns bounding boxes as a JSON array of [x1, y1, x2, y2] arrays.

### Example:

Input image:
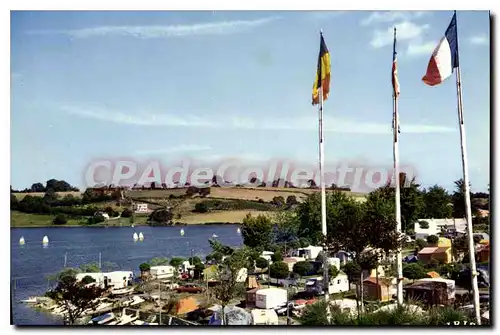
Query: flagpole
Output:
[[452, 11, 481, 325], [318, 29, 330, 317], [455, 65, 481, 325], [392, 27, 404, 306]]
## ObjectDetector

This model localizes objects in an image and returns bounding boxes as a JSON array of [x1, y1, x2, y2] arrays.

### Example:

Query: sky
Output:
[[10, 10, 490, 192]]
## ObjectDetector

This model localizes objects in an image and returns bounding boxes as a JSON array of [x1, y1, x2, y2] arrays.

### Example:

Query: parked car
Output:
[[176, 283, 204, 293]]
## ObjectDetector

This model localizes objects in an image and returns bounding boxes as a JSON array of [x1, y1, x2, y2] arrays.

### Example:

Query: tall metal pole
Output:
[[159, 282, 162, 325], [455, 66, 481, 325], [393, 27, 404, 306], [318, 30, 330, 315]]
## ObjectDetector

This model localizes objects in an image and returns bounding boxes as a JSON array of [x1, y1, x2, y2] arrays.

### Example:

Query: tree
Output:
[[81, 275, 96, 285], [255, 257, 269, 269], [10, 194, 19, 209], [452, 179, 480, 218], [148, 208, 173, 225], [272, 196, 285, 207], [188, 256, 202, 265], [43, 188, 59, 204], [426, 235, 439, 245], [139, 263, 151, 278], [211, 247, 250, 325], [194, 203, 209, 213], [45, 275, 106, 325], [53, 214, 68, 225], [271, 250, 283, 263], [79, 262, 100, 273], [422, 185, 452, 219], [402, 263, 427, 280], [30, 182, 46, 193], [415, 238, 428, 250], [293, 261, 314, 276], [342, 262, 361, 287], [269, 261, 290, 279], [241, 214, 274, 249], [418, 221, 429, 229], [286, 195, 298, 206], [121, 208, 133, 218], [271, 210, 300, 249], [169, 257, 185, 268], [329, 265, 339, 279]]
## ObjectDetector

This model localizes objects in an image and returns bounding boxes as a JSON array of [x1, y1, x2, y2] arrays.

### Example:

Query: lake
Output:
[[10, 225, 243, 325]]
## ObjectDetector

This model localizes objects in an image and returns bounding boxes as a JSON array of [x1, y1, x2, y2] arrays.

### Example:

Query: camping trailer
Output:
[[255, 288, 288, 309], [150, 265, 175, 279]]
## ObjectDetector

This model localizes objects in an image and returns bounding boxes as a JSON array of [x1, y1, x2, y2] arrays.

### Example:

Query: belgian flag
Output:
[[312, 33, 331, 105]]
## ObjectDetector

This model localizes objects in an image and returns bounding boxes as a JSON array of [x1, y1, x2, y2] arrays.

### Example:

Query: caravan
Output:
[[150, 265, 175, 280]]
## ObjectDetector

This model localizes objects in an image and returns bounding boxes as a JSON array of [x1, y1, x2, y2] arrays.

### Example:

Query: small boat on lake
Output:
[[180, 229, 185, 236], [138, 232, 144, 241], [133, 232, 139, 241], [42, 236, 49, 245], [19, 236, 25, 245], [212, 234, 218, 238], [237, 228, 241, 234]]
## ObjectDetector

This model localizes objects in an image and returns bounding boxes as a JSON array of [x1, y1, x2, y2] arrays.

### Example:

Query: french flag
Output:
[[422, 12, 459, 86]]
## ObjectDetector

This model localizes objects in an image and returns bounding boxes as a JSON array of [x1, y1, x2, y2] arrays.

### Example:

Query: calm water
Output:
[[10, 225, 243, 325]]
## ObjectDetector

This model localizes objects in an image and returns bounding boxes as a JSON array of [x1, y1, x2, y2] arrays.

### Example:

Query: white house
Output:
[[134, 203, 148, 213], [150, 265, 175, 279], [415, 218, 467, 240], [294, 245, 323, 260], [76, 271, 133, 290]]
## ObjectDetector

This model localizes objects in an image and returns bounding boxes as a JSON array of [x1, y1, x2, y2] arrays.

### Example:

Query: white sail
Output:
[[133, 232, 139, 241], [237, 228, 241, 234], [42, 236, 49, 244], [138, 232, 144, 241], [180, 229, 185, 236], [212, 234, 218, 238], [19, 236, 25, 245]]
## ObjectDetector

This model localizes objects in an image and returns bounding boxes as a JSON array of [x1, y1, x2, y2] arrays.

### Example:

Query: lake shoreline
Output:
[[11, 222, 242, 228]]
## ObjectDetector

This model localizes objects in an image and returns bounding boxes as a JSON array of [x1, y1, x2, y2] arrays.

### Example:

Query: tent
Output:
[[175, 297, 199, 315]]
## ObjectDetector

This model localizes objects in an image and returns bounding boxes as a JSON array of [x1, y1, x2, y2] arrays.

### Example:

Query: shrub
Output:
[[81, 275, 96, 285], [286, 195, 298, 206], [415, 238, 428, 250], [418, 221, 429, 229], [425, 258, 440, 270], [269, 261, 289, 279], [189, 256, 202, 265], [403, 263, 427, 280], [121, 208, 133, 218], [329, 265, 340, 279], [169, 257, 185, 268], [194, 203, 209, 213], [256, 257, 269, 269], [53, 214, 68, 225], [139, 263, 151, 272], [272, 196, 285, 207], [293, 261, 314, 276], [426, 235, 439, 245], [271, 250, 283, 263]]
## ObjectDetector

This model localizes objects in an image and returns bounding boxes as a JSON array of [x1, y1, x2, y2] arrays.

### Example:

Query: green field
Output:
[[11, 211, 83, 227]]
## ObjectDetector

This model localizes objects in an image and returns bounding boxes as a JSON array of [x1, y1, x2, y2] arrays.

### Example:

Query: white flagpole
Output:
[[318, 30, 330, 316], [453, 11, 481, 325], [393, 27, 404, 306], [455, 66, 481, 325]]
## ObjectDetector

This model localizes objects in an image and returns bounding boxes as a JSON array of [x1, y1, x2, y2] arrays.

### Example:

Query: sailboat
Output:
[[133, 232, 139, 241], [19, 236, 25, 245], [180, 229, 185, 236], [237, 228, 241, 234], [42, 236, 49, 244], [212, 233, 218, 238], [138, 232, 144, 241]]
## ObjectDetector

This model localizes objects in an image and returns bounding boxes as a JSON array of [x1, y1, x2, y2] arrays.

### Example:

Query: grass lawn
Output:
[[176, 210, 272, 224], [10, 211, 82, 227]]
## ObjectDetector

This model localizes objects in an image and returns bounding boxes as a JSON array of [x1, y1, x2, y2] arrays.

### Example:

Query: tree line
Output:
[[11, 179, 79, 193]]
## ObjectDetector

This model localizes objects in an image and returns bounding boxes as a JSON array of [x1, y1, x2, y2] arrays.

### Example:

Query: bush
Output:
[[139, 263, 151, 272], [329, 265, 340, 279], [426, 258, 440, 269], [293, 261, 314, 276], [426, 235, 439, 245], [418, 221, 429, 229], [121, 208, 133, 218], [81, 275, 96, 285], [256, 257, 269, 269], [189, 256, 202, 265], [194, 203, 209, 213], [271, 250, 283, 263], [286, 195, 298, 206], [53, 214, 68, 225], [170, 257, 185, 268], [272, 196, 285, 207], [269, 261, 289, 279], [403, 263, 427, 280], [415, 238, 428, 250]]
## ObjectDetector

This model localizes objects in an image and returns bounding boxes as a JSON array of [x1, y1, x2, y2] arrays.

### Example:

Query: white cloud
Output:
[[136, 145, 212, 155], [406, 41, 436, 56], [28, 17, 280, 39], [469, 34, 489, 46], [370, 21, 430, 48], [361, 11, 428, 26], [62, 105, 455, 135]]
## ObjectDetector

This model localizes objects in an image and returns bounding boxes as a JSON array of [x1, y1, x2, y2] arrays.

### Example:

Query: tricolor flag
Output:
[[422, 12, 459, 86], [392, 28, 400, 97], [312, 33, 331, 105]]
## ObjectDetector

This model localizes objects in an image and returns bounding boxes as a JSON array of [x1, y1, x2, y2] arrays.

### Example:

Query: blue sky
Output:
[[10, 10, 490, 192]]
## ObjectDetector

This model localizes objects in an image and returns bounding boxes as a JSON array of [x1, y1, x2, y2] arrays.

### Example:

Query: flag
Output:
[[392, 28, 400, 97], [312, 33, 331, 105], [422, 12, 459, 86]]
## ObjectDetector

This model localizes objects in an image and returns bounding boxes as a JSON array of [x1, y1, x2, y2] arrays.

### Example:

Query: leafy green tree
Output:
[[452, 179, 480, 218], [10, 194, 19, 209], [422, 185, 452, 218], [139, 263, 151, 278], [342, 262, 361, 286], [255, 257, 269, 269], [402, 263, 427, 280], [79, 262, 100, 273], [81, 275, 96, 285], [418, 221, 429, 229], [148, 208, 173, 225], [426, 235, 439, 245], [194, 202, 208, 213], [272, 196, 285, 207], [293, 261, 314, 276], [271, 250, 283, 262], [46, 275, 106, 325], [30, 182, 46, 192], [269, 261, 290, 279], [53, 214, 68, 225], [286, 195, 298, 206], [416, 238, 428, 250], [188, 256, 202, 265], [169, 257, 186, 268], [271, 210, 300, 248], [121, 208, 133, 218], [329, 265, 340, 279], [241, 213, 274, 249]]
